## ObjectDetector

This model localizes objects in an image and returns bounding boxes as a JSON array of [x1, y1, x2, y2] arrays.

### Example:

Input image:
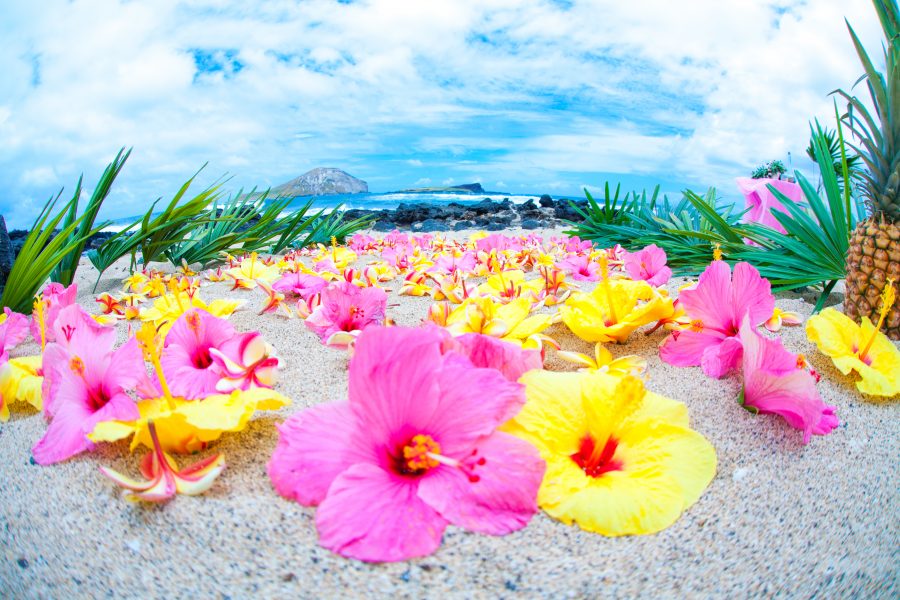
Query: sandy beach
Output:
[[1, 227, 897, 598]]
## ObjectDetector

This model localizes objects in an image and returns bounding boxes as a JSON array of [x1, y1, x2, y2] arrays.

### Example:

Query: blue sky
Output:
[[0, 0, 882, 228]]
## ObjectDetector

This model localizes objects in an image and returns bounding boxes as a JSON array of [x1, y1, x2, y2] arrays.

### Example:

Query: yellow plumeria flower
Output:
[[224, 252, 280, 288], [123, 272, 149, 293], [476, 270, 544, 304], [445, 296, 555, 347], [556, 343, 647, 377], [505, 371, 716, 536], [765, 307, 803, 332], [806, 283, 899, 397], [0, 356, 43, 420]]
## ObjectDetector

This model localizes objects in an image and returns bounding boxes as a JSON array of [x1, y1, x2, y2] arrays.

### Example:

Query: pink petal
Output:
[[315, 463, 447, 562], [348, 327, 444, 443], [678, 260, 733, 331], [445, 332, 543, 382], [268, 402, 374, 505], [659, 329, 727, 368], [416, 431, 544, 535], [426, 356, 526, 456], [730, 262, 774, 327], [700, 335, 744, 378], [32, 400, 94, 464]]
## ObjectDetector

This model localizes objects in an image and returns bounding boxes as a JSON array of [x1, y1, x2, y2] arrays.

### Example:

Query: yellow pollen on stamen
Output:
[[689, 319, 704, 332], [186, 311, 202, 333], [713, 243, 723, 261], [69, 356, 86, 376], [796, 354, 808, 370], [33, 296, 47, 352], [859, 279, 896, 361], [403, 434, 441, 472]]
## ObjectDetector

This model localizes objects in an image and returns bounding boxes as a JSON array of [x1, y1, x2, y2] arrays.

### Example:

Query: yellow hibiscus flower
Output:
[[0, 356, 43, 420], [506, 371, 716, 536]]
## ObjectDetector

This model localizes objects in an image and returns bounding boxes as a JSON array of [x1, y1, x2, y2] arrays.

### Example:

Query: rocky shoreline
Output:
[[345, 194, 587, 232]]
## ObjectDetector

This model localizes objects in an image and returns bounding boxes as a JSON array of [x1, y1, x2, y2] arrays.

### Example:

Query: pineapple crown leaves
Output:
[[833, 0, 900, 222]]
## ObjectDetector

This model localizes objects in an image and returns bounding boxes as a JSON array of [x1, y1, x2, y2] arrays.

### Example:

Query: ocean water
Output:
[[105, 191, 576, 231]]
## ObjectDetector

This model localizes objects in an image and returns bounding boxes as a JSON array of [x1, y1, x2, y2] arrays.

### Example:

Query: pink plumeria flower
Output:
[[256, 281, 293, 318], [764, 307, 804, 332], [209, 332, 280, 392], [267, 326, 545, 562], [623, 244, 672, 287], [305, 281, 388, 347], [271, 272, 328, 298], [737, 316, 838, 443], [659, 261, 774, 378], [32, 311, 145, 465]]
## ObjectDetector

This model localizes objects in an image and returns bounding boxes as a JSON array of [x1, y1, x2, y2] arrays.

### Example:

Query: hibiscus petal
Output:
[[268, 402, 374, 505], [700, 335, 743, 378], [676, 260, 733, 331], [659, 329, 726, 368], [32, 400, 95, 465], [416, 431, 544, 535], [730, 262, 774, 326], [315, 463, 447, 562]]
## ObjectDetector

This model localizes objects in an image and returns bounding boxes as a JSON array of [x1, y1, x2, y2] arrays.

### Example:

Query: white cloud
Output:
[[0, 0, 885, 226]]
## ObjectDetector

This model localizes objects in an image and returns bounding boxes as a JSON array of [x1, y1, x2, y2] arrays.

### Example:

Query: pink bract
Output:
[[267, 326, 544, 562], [738, 317, 838, 443], [623, 244, 672, 286], [305, 281, 388, 344], [660, 261, 774, 378], [159, 309, 237, 399]]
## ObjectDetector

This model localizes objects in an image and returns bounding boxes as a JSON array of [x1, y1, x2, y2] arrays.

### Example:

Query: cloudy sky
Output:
[[0, 0, 883, 228]]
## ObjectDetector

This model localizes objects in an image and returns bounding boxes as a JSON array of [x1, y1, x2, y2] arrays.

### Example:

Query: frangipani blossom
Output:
[[623, 244, 672, 287], [557, 343, 647, 377], [560, 258, 672, 344], [305, 281, 388, 348], [738, 317, 838, 442], [0, 356, 43, 421], [267, 326, 544, 562], [99, 420, 226, 502], [141, 290, 243, 334], [159, 309, 237, 399], [765, 307, 803, 332], [475, 270, 544, 304], [659, 261, 774, 378], [506, 371, 716, 536], [272, 272, 328, 298], [32, 331, 145, 465], [224, 252, 281, 287], [806, 302, 900, 398], [209, 332, 280, 392]]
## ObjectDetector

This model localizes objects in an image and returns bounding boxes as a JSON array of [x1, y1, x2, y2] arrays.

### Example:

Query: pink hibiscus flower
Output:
[[267, 326, 545, 562], [0, 308, 30, 362], [437, 329, 543, 381], [660, 261, 774, 378], [428, 251, 476, 275], [32, 315, 145, 465], [159, 309, 237, 399], [31, 282, 78, 345], [305, 281, 388, 345], [557, 254, 601, 281], [623, 244, 672, 286], [738, 317, 838, 443], [272, 272, 328, 299]]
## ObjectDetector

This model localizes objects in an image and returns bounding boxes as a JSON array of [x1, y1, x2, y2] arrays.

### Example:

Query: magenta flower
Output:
[[305, 281, 388, 346], [438, 330, 543, 381], [738, 317, 838, 443], [30, 282, 78, 345], [660, 261, 774, 378], [623, 244, 672, 286], [272, 272, 328, 298], [0, 308, 30, 362], [475, 233, 520, 253], [32, 319, 145, 465], [557, 254, 601, 281], [159, 309, 237, 399], [209, 331, 280, 392], [268, 326, 545, 562], [428, 251, 476, 275]]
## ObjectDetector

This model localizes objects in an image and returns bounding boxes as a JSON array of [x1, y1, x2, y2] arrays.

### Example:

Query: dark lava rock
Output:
[[0, 216, 13, 290], [372, 220, 397, 232], [520, 218, 545, 230], [394, 202, 445, 224], [412, 219, 450, 232], [515, 199, 537, 212], [539, 194, 554, 207], [554, 200, 587, 221], [444, 203, 468, 219], [470, 200, 497, 216], [452, 220, 476, 231], [486, 222, 507, 231]]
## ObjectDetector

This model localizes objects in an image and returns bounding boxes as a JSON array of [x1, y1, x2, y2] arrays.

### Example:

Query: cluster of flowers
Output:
[[0, 277, 288, 502], [1, 229, 897, 563]]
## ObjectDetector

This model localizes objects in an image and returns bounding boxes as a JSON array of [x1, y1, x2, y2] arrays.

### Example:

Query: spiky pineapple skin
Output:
[[844, 218, 900, 340]]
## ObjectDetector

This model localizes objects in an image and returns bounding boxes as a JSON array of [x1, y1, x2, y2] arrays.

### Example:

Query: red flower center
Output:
[[571, 435, 622, 478]]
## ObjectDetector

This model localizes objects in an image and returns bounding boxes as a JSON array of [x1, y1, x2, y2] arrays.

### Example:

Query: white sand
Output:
[[0, 228, 897, 598]]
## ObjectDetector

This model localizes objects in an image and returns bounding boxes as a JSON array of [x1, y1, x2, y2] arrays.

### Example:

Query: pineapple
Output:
[[840, 0, 900, 339]]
